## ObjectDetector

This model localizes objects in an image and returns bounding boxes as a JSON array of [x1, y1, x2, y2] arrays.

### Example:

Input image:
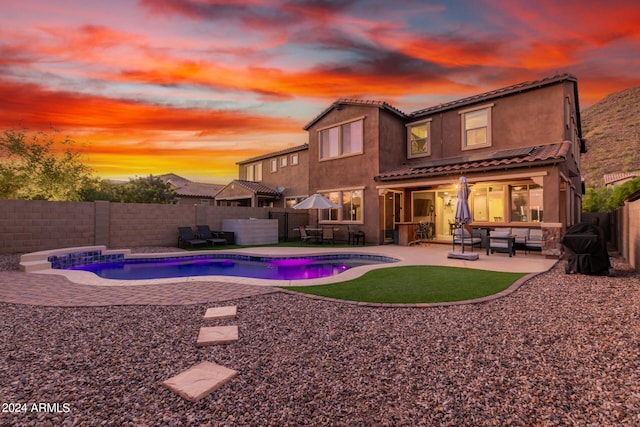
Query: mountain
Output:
[[580, 86, 640, 187]]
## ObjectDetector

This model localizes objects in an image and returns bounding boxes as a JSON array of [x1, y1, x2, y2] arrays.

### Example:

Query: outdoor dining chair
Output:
[[299, 226, 314, 243], [322, 227, 335, 245]]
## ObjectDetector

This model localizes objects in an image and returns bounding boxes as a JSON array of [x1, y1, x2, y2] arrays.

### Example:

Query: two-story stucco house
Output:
[[215, 144, 309, 208], [235, 74, 585, 252]]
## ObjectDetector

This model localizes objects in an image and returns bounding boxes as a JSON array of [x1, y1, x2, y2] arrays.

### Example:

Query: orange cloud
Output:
[[0, 78, 305, 181]]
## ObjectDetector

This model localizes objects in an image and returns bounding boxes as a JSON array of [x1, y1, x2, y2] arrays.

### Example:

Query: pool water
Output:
[[66, 254, 398, 281]]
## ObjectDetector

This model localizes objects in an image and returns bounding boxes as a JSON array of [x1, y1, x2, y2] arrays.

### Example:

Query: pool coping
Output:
[[19, 244, 558, 288], [19, 245, 406, 288]]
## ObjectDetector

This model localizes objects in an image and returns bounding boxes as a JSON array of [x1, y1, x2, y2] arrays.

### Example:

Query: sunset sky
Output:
[[1, 0, 639, 183]]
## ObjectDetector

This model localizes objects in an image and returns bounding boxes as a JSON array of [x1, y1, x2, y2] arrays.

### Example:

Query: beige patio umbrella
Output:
[[293, 193, 340, 228]]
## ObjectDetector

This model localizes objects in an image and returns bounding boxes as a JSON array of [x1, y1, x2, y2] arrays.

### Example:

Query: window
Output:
[[320, 189, 364, 222], [270, 159, 277, 173], [460, 104, 493, 150], [246, 162, 263, 181], [291, 153, 299, 165], [342, 190, 362, 221], [407, 120, 431, 158], [285, 196, 305, 208], [280, 156, 288, 167], [472, 185, 505, 222], [510, 184, 543, 222], [321, 192, 340, 221], [319, 119, 363, 160]]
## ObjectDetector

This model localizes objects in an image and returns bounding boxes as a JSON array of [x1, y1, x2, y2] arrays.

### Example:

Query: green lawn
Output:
[[280, 266, 527, 304]]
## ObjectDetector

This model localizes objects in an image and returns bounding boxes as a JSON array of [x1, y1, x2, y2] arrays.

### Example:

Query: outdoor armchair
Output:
[[525, 229, 543, 253], [177, 227, 207, 248], [452, 228, 482, 251], [196, 225, 227, 246]]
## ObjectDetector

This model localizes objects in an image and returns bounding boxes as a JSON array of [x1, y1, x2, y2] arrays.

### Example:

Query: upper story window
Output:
[[406, 119, 431, 158], [246, 162, 263, 181], [291, 153, 299, 165], [270, 159, 277, 173], [280, 156, 288, 167], [319, 118, 363, 160], [460, 104, 493, 150]]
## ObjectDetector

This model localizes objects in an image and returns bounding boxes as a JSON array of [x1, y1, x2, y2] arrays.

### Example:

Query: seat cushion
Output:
[[490, 231, 511, 248], [512, 228, 530, 244]]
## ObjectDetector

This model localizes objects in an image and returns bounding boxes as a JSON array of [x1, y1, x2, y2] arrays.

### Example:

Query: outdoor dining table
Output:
[[305, 227, 323, 243]]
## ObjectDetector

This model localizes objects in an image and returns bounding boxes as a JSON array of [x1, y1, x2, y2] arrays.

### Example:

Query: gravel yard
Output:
[[0, 251, 638, 426]]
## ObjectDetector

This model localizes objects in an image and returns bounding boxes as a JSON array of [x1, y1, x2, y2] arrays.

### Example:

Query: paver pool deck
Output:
[[1, 244, 557, 307]]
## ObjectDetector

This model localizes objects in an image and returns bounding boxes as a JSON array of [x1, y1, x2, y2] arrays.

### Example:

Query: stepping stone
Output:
[[196, 325, 238, 347], [163, 361, 239, 402], [204, 305, 237, 320]]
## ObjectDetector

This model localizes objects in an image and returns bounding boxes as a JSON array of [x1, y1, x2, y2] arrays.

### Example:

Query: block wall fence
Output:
[[622, 198, 640, 271], [0, 200, 301, 254]]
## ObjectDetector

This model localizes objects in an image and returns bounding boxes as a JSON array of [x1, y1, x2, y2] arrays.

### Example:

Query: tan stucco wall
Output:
[[405, 83, 568, 166], [307, 104, 389, 243], [261, 149, 309, 201], [625, 198, 640, 270]]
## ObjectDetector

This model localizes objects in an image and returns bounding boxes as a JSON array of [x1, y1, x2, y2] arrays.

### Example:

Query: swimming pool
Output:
[[61, 253, 399, 281]]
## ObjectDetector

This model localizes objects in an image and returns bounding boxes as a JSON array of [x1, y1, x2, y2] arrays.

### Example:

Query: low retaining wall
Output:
[[221, 219, 278, 246]]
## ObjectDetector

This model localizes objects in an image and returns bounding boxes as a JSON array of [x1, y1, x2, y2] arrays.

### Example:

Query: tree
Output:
[[0, 128, 94, 201], [582, 186, 612, 213], [79, 176, 177, 203], [78, 178, 122, 202], [582, 178, 640, 212], [608, 177, 640, 209], [119, 175, 176, 204]]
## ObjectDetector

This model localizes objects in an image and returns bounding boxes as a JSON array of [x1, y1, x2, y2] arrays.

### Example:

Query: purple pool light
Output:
[[268, 258, 314, 267], [65, 254, 398, 281]]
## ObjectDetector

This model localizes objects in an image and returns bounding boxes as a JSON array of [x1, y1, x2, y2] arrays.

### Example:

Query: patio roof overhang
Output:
[[374, 142, 571, 186]]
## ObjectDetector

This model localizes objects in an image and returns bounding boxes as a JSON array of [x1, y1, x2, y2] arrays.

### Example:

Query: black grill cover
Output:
[[561, 223, 611, 275]]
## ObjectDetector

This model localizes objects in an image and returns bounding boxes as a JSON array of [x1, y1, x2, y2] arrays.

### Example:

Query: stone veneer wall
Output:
[[540, 222, 563, 257], [0, 200, 289, 254]]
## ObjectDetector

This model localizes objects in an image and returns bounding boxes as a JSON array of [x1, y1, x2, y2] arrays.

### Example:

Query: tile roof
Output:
[[303, 99, 407, 130], [237, 144, 308, 165], [231, 180, 280, 195], [375, 142, 573, 182], [409, 74, 577, 119], [173, 182, 224, 198], [603, 171, 640, 185], [158, 173, 224, 198], [303, 74, 578, 131]]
